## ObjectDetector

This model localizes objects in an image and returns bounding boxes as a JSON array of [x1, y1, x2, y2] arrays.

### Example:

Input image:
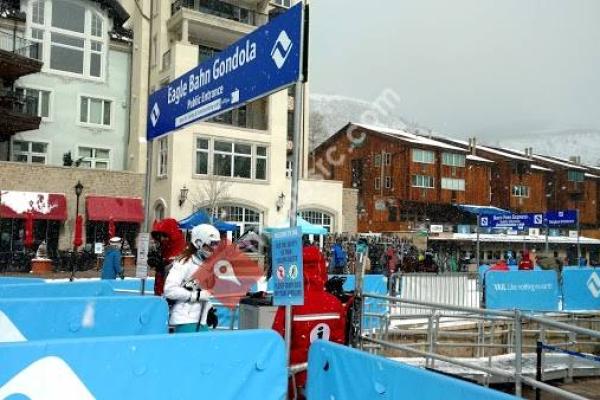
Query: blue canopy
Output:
[[265, 217, 328, 235], [178, 210, 237, 232], [456, 205, 511, 216]]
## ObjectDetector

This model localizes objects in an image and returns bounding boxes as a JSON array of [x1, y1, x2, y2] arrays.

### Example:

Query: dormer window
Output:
[[29, 0, 107, 79]]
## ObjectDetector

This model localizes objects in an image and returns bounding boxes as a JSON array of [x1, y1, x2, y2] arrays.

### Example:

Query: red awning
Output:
[[0, 191, 67, 220], [86, 195, 144, 223]]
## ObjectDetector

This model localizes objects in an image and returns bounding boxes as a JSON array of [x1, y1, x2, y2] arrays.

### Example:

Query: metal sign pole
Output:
[[287, 0, 306, 375], [576, 208, 581, 264], [545, 221, 549, 253], [476, 213, 481, 268]]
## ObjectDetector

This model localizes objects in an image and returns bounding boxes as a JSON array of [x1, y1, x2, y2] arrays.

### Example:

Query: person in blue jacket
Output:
[[101, 237, 124, 279]]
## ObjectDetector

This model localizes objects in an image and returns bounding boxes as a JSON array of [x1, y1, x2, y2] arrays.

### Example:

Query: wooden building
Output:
[[311, 123, 493, 232]]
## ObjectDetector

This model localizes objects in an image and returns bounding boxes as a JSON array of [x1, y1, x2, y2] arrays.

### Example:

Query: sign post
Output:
[[136, 233, 150, 295], [271, 226, 304, 306]]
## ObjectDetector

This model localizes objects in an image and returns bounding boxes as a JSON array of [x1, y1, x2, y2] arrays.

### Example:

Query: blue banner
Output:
[[562, 268, 600, 311], [0, 277, 44, 285], [147, 4, 302, 140], [271, 226, 304, 305], [0, 296, 168, 342], [480, 213, 544, 230], [0, 281, 114, 298], [307, 341, 516, 400], [485, 271, 559, 311], [545, 210, 578, 226], [0, 330, 286, 399]]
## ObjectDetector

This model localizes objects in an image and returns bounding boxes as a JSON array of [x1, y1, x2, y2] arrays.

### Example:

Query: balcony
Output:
[[168, 0, 267, 47], [0, 31, 43, 82], [0, 89, 42, 139]]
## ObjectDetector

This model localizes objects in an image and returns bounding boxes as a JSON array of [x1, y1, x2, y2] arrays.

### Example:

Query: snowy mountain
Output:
[[309, 93, 600, 166]]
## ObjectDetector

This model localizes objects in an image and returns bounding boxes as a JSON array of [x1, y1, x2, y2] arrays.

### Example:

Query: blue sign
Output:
[[479, 213, 544, 230], [0, 281, 114, 298], [147, 4, 303, 140], [562, 268, 600, 311], [545, 210, 578, 226], [271, 226, 304, 306], [485, 270, 559, 311]]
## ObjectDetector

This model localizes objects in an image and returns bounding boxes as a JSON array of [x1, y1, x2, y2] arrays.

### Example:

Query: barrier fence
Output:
[[359, 293, 600, 399]]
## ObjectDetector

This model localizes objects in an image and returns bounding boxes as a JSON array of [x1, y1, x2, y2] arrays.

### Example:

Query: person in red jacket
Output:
[[149, 219, 186, 296], [519, 249, 534, 270], [272, 246, 346, 395]]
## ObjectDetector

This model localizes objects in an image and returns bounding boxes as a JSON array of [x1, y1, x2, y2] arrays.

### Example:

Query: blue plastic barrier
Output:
[[107, 278, 155, 295], [0, 281, 114, 298], [331, 275, 388, 330], [562, 268, 600, 311], [0, 296, 168, 342], [478, 265, 491, 282], [306, 341, 516, 399], [485, 271, 559, 311], [0, 277, 45, 285], [0, 330, 286, 399]]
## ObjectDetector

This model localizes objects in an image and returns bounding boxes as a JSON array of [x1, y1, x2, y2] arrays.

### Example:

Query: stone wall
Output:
[[0, 161, 145, 249], [342, 188, 358, 233]]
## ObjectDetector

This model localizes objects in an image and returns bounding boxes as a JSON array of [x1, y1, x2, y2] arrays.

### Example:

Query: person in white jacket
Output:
[[164, 224, 221, 333]]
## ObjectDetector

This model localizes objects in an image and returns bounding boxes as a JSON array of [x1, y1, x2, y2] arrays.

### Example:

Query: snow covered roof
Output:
[[352, 123, 467, 152], [530, 154, 588, 171], [531, 164, 553, 172], [466, 154, 493, 163], [430, 233, 600, 245], [476, 145, 530, 161], [585, 173, 600, 179]]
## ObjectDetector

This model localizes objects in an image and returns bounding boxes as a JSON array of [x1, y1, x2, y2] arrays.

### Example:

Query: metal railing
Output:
[[0, 31, 41, 60], [171, 0, 266, 26], [359, 293, 600, 400], [0, 89, 39, 116]]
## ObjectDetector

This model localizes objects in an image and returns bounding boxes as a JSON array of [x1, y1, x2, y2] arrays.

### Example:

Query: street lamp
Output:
[[71, 180, 84, 281]]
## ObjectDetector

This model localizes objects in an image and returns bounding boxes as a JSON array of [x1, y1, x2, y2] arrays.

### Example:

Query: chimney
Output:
[[469, 137, 477, 156], [569, 156, 581, 165]]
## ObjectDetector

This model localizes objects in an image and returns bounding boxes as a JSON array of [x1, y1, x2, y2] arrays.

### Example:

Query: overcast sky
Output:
[[309, 0, 600, 139]]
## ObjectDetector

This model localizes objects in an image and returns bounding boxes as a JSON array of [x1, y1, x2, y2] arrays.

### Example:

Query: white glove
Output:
[[188, 290, 200, 303]]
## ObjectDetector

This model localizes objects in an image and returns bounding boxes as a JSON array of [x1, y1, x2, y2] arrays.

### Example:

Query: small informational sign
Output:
[[271, 226, 304, 306], [545, 210, 577, 226], [480, 213, 544, 230], [94, 242, 104, 255], [136, 233, 150, 279], [569, 230, 579, 239], [429, 225, 443, 233], [529, 228, 540, 236]]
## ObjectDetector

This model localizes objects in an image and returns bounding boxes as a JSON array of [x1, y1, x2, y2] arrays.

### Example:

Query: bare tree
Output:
[[189, 175, 232, 220]]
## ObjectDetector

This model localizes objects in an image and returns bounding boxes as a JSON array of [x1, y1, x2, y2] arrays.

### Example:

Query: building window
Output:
[[373, 154, 381, 167], [195, 137, 268, 181], [154, 203, 165, 220], [158, 138, 168, 177], [272, 0, 291, 7], [441, 177, 465, 191], [78, 147, 109, 169], [30, 0, 106, 79], [12, 140, 48, 164], [15, 87, 50, 118], [385, 176, 392, 189], [512, 185, 530, 198], [442, 152, 465, 167], [384, 153, 392, 166], [412, 149, 435, 164], [211, 205, 262, 237], [80, 96, 111, 126], [198, 44, 219, 64], [301, 210, 332, 232], [374, 177, 381, 190], [412, 175, 434, 188], [195, 138, 209, 175], [568, 170, 584, 182]]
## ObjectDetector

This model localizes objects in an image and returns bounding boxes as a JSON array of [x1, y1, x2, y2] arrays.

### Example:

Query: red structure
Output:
[[24, 212, 34, 248], [73, 215, 83, 248], [272, 246, 346, 390]]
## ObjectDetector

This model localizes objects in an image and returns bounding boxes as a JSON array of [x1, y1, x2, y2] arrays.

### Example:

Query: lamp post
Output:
[[71, 181, 84, 281]]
